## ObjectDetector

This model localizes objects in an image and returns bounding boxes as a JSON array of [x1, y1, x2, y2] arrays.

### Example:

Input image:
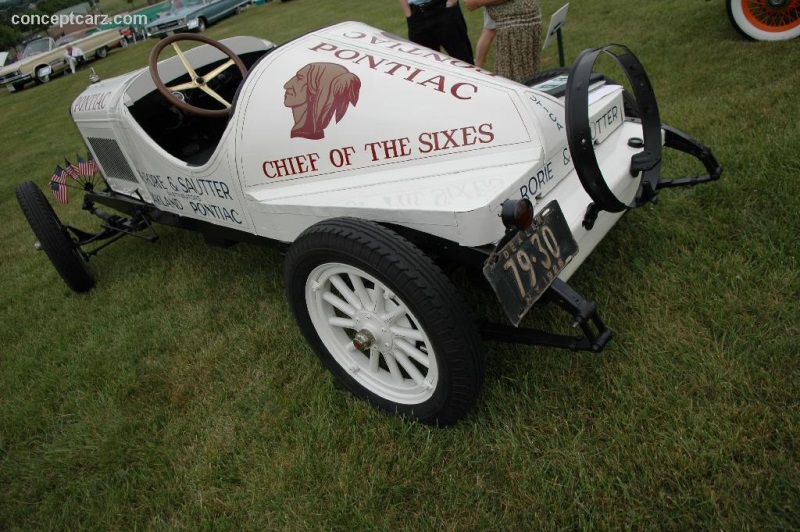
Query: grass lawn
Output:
[[1, 0, 798, 528]]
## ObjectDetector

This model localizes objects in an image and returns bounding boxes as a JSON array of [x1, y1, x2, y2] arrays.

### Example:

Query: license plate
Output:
[[483, 201, 578, 326]]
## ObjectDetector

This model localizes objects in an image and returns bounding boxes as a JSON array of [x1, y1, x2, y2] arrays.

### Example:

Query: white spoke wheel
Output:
[[285, 218, 484, 425]]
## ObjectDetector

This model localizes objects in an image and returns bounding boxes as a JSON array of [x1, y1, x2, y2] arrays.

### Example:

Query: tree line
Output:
[[1, 0, 96, 49]]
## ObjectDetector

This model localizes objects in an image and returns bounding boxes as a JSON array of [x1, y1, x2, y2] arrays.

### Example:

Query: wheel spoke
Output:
[[348, 274, 373, 310], [197, 84, 231, 109], [392, 349, 425, 385], [322, 291, 356, 317], [171, 43, 198, 79], [383, 352, 404, 384], [371, 284, 385, 313], [204, 58, 235, 82], [328, 316, 355, 329], [330, 274, 363, 311], [395, 339, 430, 369], [381, 303, 408, 325], [369, 346, 380, 373], [390, 326, 424, 342]]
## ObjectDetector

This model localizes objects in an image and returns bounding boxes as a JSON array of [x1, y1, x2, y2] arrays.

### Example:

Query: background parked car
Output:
[[0, 29, 124, 91], [144, 0, 251, 38], [90, 1, 172, 43]]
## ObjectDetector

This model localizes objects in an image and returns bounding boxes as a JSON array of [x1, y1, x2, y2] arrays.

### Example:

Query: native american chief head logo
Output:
[[283, 62, 362, 140]]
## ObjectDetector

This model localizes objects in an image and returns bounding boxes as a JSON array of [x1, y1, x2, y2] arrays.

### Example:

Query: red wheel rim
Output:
[[742, 0, 800, 32]]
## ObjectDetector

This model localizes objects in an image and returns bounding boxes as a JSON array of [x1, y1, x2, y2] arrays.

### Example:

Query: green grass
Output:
[[1, 0, 799, 528]]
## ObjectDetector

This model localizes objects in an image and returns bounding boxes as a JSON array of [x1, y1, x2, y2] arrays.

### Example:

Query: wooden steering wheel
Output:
[[148, 33, 248, 118]]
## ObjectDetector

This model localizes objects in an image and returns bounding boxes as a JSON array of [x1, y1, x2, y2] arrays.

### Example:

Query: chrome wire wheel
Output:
[[305, 262, 438, 405]]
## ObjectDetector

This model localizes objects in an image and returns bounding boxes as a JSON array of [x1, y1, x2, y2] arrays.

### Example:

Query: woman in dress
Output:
[[464, 0, 542, 83]]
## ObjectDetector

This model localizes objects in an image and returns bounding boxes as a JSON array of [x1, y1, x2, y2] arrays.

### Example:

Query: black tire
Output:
[[16, 181, 95, 293], [95, 46, 108, 59], [284, 218, 484, 425], [197, 18, 207, 32], [525, 67, 640, 118]]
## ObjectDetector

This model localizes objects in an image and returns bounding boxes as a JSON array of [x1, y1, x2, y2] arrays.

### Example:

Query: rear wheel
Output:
[[727, 0, 800, 40], [16, 181, 94, 293], [284, 218, 484, 425]]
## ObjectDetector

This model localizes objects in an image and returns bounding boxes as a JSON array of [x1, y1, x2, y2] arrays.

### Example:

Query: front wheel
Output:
[[727, 0, 800, 40], [34, 66, 50, 84], [95, 46, 108, 59], [284, 218, 484, 425], [16, 181, 94, 293]]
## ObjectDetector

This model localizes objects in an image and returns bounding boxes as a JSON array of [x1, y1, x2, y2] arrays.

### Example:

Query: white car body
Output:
[[71, 21, 636, 281]]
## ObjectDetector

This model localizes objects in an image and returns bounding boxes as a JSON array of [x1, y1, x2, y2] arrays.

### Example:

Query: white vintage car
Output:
[[16, 23, 721, 424]]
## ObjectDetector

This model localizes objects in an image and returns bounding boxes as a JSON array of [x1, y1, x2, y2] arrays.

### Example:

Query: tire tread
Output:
[[285, 218, 484, 425], [16, 181, 94, 293]]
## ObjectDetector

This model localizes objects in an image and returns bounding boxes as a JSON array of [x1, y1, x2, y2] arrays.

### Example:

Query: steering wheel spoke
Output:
[[149, 33, 248, 118], [198, 84, 231, 109], [204, 59, 236, 82], [170, 42, 199, 80], [167, 80, 198, 91]]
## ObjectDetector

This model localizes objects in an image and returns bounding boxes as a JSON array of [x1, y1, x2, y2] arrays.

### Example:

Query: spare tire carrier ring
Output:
[[565, 44, 663, 214]]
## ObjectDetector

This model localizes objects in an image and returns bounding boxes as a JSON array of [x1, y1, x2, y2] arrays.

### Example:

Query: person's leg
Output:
[[475, 9, 496, 68], [407, 12, 440, 51], [475, 29, 496, 68], [437, 2, 474, 64]]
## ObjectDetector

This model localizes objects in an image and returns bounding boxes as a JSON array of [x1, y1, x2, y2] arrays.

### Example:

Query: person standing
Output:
[[398, 0, 475, 64], [464, 0, 542, 83]]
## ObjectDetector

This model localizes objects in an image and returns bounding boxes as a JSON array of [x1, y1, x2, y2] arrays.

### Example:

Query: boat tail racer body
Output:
[[71, 23, 650, 267], [19, 22, 721, 424]]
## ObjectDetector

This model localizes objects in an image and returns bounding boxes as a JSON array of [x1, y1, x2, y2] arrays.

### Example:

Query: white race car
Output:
[[16, 23, 722, 425]]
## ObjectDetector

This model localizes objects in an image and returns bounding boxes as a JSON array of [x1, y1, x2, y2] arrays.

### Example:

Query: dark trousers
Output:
[[407, 2, 475, 65]]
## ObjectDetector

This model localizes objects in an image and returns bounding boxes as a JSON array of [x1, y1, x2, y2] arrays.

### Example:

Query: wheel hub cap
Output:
[[352, 329, 375, 351]]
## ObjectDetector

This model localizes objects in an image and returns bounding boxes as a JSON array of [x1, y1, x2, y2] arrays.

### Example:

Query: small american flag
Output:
[[77, 153, 89, 176], [86, 152, 97, 176], [64, 158, 80, 180], [50, 166, 68, 204]]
